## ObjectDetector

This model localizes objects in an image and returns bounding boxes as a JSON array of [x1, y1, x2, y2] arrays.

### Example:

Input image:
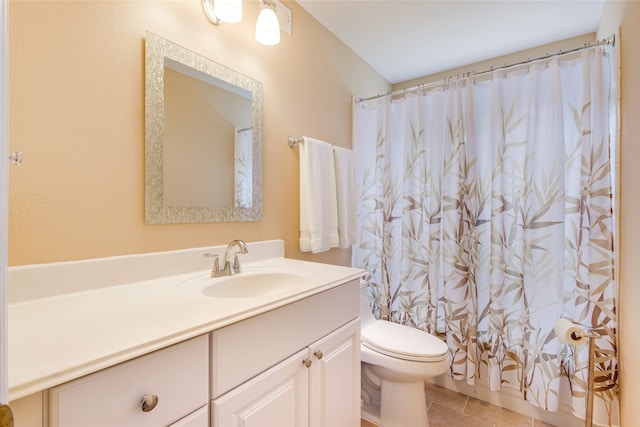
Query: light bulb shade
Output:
[[255, 8, 280, 45], [214, 0, 243, 23]]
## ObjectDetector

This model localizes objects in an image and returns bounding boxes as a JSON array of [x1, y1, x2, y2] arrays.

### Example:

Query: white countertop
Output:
[[8, 241, 364, 400]]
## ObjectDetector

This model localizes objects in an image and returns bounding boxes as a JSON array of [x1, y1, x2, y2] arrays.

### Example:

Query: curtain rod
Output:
[[354, 34, 615, 104]]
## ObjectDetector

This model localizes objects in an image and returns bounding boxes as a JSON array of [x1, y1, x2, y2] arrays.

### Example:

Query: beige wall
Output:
[[8, 0, 390, 267], [613, 1, 639, 426], [595, 1, 640, 425]]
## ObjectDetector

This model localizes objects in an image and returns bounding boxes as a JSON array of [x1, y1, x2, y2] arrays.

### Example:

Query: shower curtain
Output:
[[352, 47, 618, 425], [234, 127, 253, 208]]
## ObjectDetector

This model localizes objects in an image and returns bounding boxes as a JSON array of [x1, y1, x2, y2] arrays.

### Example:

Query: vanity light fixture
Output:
[[202, 0, 243, 25], [255, 0, 281, 46]]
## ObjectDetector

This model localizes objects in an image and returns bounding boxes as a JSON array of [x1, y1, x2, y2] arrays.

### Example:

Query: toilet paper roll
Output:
[[554, 318, 588, 347]]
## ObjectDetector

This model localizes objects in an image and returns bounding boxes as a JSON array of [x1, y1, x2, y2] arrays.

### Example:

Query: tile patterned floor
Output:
[[361, 383, 557, 427]]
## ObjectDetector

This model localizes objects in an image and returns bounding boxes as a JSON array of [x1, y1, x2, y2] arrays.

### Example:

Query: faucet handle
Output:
[[203, 253, 223, 277], [232, 254, 242, 274]]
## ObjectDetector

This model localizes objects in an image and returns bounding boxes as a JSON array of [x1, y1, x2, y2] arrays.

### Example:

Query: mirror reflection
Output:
[[145, 32, 263, 224]]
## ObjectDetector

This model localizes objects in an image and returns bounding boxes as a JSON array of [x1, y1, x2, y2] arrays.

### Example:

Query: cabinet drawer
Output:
[[49, 335, 209, 427], [168, 405, 209, 427], [211, 280, 359, 397]]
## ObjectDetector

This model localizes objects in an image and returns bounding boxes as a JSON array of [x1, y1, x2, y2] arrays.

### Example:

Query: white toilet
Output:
[[360, 281, 450, 427]]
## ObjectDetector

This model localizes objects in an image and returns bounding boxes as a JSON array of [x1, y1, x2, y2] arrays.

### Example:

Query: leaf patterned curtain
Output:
[[352, 48, 618, 425]]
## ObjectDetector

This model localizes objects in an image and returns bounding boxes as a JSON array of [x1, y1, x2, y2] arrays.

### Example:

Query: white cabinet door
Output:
[[212, 348, 309, 427], [212, 319, 361, 427], [309, 319, 360, 427]]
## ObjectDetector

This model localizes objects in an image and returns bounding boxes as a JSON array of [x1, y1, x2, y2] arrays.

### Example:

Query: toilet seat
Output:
[[362, 320, 448, 362]]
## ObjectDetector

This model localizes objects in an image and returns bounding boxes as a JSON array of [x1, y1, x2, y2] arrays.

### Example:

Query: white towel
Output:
[[333, 146, 357, 249], [299, 137, 339, 253]]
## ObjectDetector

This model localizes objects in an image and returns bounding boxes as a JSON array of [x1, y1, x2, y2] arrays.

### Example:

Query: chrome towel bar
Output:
[[288, 136, 303, 147]]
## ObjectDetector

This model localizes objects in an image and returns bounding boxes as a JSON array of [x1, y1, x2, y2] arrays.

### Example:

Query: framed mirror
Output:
[[145, 32, 263, 223]]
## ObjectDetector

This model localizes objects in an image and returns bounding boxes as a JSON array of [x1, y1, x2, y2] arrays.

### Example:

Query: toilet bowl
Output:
[[360, 282, 449, 427]]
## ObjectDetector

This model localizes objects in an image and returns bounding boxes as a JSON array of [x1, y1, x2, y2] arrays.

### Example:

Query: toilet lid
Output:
[[362, 320, 449, 362]]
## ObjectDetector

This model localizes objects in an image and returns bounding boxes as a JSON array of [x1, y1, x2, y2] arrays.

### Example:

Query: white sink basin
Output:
[[180, 267, 318, 298]]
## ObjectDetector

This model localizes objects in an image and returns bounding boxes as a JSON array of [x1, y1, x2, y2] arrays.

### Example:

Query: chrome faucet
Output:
[[223, 239, 248, 275], [205, 239, 249, 278]]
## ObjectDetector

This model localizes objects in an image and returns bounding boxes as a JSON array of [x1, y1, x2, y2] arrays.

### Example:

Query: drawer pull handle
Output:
[[141, 394, 159, 412], [0, 404, 14, 427], [303, 358, 312, 368], [315, 350, 323, 360]]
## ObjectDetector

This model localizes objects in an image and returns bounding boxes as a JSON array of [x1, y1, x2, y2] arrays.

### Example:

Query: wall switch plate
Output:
[[260, 0, 292, 35], [277, 2, 292, 35]]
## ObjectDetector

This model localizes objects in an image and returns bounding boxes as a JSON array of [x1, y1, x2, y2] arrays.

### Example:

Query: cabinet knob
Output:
[[0, 404, 14, 427], [303, 358, 312, 368], [314, 350, 323, 360], [141, 394, 159, 412]]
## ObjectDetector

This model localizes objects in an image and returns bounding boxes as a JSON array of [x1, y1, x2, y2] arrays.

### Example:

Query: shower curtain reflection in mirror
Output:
[[234, 127, 253, 208]]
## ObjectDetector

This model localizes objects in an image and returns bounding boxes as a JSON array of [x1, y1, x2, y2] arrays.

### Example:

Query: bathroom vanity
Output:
[[8, 240, 364, 427]]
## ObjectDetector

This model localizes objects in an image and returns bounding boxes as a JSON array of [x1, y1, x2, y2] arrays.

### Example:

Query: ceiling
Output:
[[295, 0, 607, 84]]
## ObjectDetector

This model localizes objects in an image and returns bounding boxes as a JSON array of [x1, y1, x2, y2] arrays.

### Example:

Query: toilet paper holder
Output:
[[569, 326, 600, 341], [554, 319, 602, 427]]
